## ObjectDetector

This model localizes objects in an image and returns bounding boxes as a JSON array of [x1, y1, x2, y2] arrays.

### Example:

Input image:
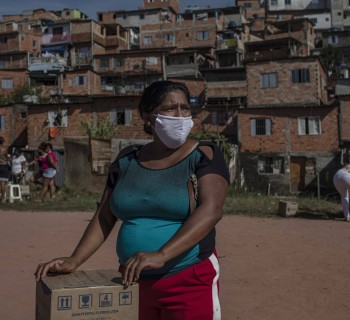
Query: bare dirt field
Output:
[[0, 210, 349, 320]]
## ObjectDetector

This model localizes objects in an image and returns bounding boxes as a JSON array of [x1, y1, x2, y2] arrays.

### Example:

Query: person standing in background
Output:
[[333, 163, 350, 221], [0, 147, 10, 203], [39, 142, 58, 202], [11, 148, 27, 184]]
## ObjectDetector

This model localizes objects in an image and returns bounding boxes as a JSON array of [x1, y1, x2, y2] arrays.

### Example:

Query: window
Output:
[[20, 112, 27, 119], [243, 3, 252, 8], [198, 31, 209, 40], [0, 115, 6, 130], [0, 36, 7, 44], [328, 35, 338, 44], [32, 40, 36, 47], [271, 0, 278, 5], [133, 82, 144, 90], [292, 68, 310, 83], [261, 73, 278, 88], [75, 76, 87, 86], [140, 13, 144, 19], [165, 34, 173, 41], [250, 118, 272, 136], [98, 14, 103, 21], [211, 111, 227, 125], [47, 110, 68, 128], [144, 36, 152, 45], [258, 157, 284, 174], [310, 18, 318, 24], [100, 59, 109, 68], [298, 117, 321, 135], [110, 108, 132, 126], [52, 27, 63, 35], [112, 58, 124, 67], [285, 0, 291, 4], [145, 57, 158, 65], [2, 79, 13, 89]]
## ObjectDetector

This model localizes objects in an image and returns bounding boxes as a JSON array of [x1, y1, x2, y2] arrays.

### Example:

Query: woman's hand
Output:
[[35, 257, 79, 281], [122, 251, 166, 287]]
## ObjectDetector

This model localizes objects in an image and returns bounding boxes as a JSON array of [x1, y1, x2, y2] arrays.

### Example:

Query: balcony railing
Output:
[[42, 33, 71, 45], [165, 64, 198, 77], [71, 55, 92, 66], [28, 56, 67, 72], [0, 59, 28, 69]]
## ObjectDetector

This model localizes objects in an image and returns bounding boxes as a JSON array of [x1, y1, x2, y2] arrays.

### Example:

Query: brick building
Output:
[[238, 105, 339, 195]]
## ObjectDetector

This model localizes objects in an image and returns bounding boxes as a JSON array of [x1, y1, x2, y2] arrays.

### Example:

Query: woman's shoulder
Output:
[[195, 141, 221, 160]]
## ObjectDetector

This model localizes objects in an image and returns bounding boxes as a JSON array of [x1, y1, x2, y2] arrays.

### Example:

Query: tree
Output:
[[319, 45, 343, 76], [80, 116, 117, 139], [0, 84, 50, 105]]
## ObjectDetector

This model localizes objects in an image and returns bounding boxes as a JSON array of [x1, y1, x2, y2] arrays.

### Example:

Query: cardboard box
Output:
[[36, 269, 138, 320], [278, 200, 299, 217]]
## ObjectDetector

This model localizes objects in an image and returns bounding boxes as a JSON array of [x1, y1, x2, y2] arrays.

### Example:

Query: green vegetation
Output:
[[0, 84, 50, 105], [224, 186, 340, 218], [320, 45, 344, 76], [1, 187, 100, 212], [0, 185, 342, 219], [80, 116, 117, 139], [190, 132, 232, 160]]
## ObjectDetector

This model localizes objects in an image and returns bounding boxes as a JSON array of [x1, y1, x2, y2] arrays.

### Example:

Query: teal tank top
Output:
[[110, 148, 202, 278]]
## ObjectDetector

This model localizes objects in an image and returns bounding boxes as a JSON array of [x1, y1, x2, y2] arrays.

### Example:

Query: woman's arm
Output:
[[35, 186, 117, 280], [122, 173, 228, 286]]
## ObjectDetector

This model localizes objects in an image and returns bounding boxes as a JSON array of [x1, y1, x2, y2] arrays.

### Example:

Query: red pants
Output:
[[138, 253, 221, 320]]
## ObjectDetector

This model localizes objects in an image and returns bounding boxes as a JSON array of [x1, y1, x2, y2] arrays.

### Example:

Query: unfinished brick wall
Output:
[[59, 70, 102, 96], [246, 58, 328, 107], [26, 96, 149, 148], [340, 99, 350, 141], [0, 70, 28, 96], [0, 104, 28, 149], [239, 106, 339, 153]]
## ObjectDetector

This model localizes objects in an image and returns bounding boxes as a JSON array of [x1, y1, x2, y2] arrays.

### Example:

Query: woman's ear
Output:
[[143, 112, 153, 125]]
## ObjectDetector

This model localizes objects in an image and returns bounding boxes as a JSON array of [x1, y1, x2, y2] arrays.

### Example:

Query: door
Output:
[[290, 157, 306, 193]]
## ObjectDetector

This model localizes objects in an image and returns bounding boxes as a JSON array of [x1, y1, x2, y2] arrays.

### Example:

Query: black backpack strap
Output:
[[115, 144, 141, 161]]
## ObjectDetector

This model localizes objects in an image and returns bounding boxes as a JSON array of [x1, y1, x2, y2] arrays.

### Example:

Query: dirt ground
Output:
[[0, 210, 349, 320]]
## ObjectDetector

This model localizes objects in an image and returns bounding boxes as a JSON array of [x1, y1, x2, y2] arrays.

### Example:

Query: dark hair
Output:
[[138, 81, 191, 135], [42, 142, 53, 150], [138, 80, 190, 117]]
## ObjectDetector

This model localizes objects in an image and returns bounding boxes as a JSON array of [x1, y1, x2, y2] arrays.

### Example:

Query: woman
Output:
[[333, 163, 350, 221], [11, 148, 27, 184], [39, 142, 58, 201], [26, 144, 47, 185], [0, 147, 10, 203], [35, 81, 229, 320]]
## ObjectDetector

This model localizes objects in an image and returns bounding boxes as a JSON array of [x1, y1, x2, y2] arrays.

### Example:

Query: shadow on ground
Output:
[[295, 209, 345, 221]]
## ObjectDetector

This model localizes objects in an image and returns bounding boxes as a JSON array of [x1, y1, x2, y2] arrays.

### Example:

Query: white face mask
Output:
[[153, 114, 193, 149]]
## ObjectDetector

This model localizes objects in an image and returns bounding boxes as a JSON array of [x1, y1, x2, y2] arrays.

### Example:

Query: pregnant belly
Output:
[[117, 218, 183, 263], [117, 218, 199, 276]]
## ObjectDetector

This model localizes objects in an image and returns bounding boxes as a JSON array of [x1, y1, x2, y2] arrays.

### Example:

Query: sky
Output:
[[0, 0, 236, 20]]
